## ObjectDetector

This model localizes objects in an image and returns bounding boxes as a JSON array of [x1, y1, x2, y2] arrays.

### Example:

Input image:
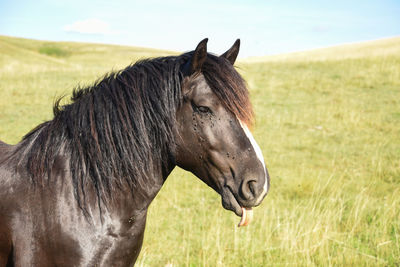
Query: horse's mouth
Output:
[[221, 186, 242, 216], [220, 186, 254, 227]]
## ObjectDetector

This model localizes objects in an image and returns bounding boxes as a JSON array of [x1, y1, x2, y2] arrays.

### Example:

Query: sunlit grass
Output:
[[1, 35, 399, 266]]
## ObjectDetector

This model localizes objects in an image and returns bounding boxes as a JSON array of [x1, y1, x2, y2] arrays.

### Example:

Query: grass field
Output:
[[1, 35, 399, 266]]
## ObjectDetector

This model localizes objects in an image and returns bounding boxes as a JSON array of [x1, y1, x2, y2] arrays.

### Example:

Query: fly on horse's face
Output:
[[175, 39, 270, 226]]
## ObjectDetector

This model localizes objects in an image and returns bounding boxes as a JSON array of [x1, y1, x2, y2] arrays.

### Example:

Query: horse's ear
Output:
[[220, 39, 240, 65], [188, 38, 208, 75]]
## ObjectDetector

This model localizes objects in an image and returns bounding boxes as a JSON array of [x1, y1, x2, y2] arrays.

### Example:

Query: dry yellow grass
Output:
[[1, 35, 399, 266]]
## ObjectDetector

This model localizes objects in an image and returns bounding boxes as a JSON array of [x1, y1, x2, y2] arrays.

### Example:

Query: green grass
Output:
[[1, 35, 399, 266], [38, 45, 71, 57]]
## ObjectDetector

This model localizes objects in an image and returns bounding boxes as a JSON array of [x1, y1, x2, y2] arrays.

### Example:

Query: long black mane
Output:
[[15, 52, 253, 211]]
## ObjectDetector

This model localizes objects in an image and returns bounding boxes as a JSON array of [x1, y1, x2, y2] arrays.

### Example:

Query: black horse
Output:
[[0, 39, 269, 266]]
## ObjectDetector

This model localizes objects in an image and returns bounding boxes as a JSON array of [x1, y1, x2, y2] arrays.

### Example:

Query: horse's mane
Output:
[[17, 52, 253, 211]]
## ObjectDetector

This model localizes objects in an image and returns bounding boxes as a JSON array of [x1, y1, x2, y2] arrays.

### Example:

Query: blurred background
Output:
[[1, 0, 399, 57]]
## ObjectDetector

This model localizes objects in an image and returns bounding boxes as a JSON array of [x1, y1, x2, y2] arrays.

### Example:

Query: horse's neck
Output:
[[97, 156, 176, 223]]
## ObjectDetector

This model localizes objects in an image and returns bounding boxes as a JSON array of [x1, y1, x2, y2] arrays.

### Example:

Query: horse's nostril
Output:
[[248, 180, 256, 196], [240, 179, 257, 201]]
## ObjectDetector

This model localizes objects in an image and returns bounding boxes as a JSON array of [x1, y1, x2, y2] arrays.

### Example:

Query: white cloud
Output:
[[63, 19, 113, 35]]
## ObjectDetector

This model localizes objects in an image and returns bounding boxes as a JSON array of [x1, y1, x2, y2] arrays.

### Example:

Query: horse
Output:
[[0, 39, 270, 266]]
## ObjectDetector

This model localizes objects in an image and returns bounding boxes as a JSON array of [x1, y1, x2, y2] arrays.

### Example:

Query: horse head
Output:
[[175, 39, 270, 226]]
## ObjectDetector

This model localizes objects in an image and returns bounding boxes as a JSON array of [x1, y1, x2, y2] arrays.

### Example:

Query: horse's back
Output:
[[0, 139, 17, 182], [0, 139, 10, 147], [0, 139, 9, 151], [0, 139, 28, 209], [0, 139, 13, 163], [0, 140, 15, 266]]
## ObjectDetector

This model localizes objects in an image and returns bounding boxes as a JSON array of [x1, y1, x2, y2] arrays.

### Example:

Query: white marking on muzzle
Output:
[[238, 120, 268, 204]]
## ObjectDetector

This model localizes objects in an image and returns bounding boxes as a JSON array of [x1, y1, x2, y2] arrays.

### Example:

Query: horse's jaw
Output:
[[220, 186, 254, 226]]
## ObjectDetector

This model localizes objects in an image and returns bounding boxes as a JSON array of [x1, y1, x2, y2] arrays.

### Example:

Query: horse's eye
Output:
[[198, 106, 211, 113], [191, 101, 212, 114]]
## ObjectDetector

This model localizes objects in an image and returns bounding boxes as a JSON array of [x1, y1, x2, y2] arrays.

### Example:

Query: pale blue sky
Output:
[[1, 0, 399, 57]]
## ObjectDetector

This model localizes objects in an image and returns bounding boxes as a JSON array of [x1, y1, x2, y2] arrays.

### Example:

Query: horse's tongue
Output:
[[238, 207, 253, 227]]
